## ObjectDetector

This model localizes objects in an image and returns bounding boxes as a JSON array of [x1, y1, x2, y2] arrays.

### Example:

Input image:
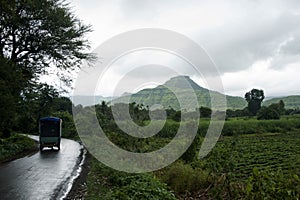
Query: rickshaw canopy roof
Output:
[[40, 117, 61, 122]]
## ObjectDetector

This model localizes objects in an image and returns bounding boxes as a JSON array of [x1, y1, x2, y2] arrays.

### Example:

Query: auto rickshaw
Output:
[[39, 117, 62, 151]]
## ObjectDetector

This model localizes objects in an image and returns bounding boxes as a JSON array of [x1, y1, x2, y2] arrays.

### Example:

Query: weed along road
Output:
[[0, 135, 85, 200]]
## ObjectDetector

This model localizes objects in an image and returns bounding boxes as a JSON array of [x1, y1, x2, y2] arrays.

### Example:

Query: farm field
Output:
[[84, 115, 300, 199], [200, 132, 300, 180]]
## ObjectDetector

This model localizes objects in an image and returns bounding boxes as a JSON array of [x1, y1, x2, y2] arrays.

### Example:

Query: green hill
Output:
[[263, 95, 300, 109], [113, 76, 247, 111]]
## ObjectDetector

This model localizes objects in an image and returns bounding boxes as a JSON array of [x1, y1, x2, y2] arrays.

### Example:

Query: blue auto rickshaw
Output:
[[39, 117, 62, 151]]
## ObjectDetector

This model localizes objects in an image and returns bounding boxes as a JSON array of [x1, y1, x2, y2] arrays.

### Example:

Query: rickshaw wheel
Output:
[[39, 145, 43, 151]]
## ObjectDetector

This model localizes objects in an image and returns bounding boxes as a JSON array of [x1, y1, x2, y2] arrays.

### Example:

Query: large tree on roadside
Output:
[[0, 0, 94, 134], [245, 89, 265, 115], [0, 57, 25, 135], [0, 0, 94, 86]]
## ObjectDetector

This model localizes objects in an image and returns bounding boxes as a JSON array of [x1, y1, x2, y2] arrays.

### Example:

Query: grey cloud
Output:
[[200, 11, 300, 73], [116, 0, 300, 74], [119, 0, 161, 20], [280, 34, 300, 55], [71, 0, 300, 96]]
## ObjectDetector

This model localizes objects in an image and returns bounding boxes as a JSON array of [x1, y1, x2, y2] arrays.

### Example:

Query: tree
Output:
[[53, 111, 76, 138], [0, 0, 93, 134], [16, 83, 59, 132], [245, 89, 265, 115], [199, 106, 212, 118], [257, 106, 280, 120], [0, 57, 25, 135], [278, 100, 285, 115], [0, 0, 94, 86], [52, 96, 73, 114], [257, 100, 285, 120]]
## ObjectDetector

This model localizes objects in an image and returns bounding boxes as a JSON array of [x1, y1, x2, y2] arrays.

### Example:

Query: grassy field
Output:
[[84, 115, 300, 199]]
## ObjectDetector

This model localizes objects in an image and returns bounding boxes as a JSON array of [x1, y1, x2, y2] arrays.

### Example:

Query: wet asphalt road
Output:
[[0, 135, 84, 200]]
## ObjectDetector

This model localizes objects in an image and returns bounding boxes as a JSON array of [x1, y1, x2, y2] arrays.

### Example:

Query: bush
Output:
[[0, 134, 35, 161], [257, 106, 280, 120], [86, 159, 176, 200], [159, 161, 210, 195]]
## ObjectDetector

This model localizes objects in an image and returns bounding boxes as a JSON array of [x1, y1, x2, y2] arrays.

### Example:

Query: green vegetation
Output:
[[114, 76, 247, 110], [157, 161, 211, 197], [86, 158, 176, 200], [0, 134, 36, 162], [0, 0, 93, 137], [245, 89, 265, 115], [220, 117, 300, 136], [154, 125, 300, 199], [264, 95, 300, 109], [1, 3, 300, 197], [80, 100, 300, 199], [200, 132, 300, 180]]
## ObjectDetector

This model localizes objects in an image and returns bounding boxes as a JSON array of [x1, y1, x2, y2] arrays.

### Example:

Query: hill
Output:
[[263, 95, 300, 109], [113, 76, 247, 111], [71, 95, 114, 106]]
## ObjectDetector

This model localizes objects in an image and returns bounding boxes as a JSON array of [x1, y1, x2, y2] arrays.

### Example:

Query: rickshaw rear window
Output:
[[40, 121, 60, 137]]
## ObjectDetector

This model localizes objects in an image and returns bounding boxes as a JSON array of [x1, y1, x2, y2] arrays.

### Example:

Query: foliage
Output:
[[0, 0, 94, 84], [114, 76, 246, 111], [263, 95, 300, 110], [86, 158, 176, 200], [245, 168, 300, 199], [245, 89, 265, 115], [0, 0, 92, 135], [163, 107, 181, 122], [257, 106, 280, 120], [53, 111, 77, 138], [199, 106, 212, 118], [77, 101, 300, 199], [184, 131, 300, 199], [220, 117, 300, 136], [15, 83, 59, 133], [200, 132, 300, 180], [226, 107, 251, 118], [52, 96, 73, 114], [0, 57, 25, 134], [0, 134, 35, 161], [257, 100, 286, 120], [180, 134, 202, 163], [157, 161, 210, 196]]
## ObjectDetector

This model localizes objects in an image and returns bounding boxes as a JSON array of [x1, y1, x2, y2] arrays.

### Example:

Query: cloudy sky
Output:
[[68, 0, 300, 98]]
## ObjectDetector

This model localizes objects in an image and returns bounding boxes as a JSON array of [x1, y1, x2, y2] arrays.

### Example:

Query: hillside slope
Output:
[[263, 95, 300, 109], [113, 76, 247, 110]]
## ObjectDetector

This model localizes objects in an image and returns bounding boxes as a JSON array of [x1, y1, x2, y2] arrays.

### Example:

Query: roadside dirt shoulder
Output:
[[65, 152, 92, 200]]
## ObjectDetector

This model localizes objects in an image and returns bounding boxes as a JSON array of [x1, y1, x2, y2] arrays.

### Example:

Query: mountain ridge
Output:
[[72, 76, 300, 110], [113, 76, 247, 110]]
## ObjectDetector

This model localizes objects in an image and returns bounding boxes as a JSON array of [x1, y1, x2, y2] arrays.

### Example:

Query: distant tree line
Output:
[[93, 101, 213, 126], [226, 88, 300, 120]]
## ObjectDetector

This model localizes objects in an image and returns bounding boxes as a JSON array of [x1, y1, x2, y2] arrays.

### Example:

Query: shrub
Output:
[[257, 106, 280, 120], [0, 134, 35, 161], [159, 161, 210, 195], [86, 159, 176, 200]]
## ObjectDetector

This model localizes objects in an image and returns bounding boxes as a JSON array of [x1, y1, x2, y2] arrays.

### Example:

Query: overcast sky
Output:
[[68, 0, 300, 98]]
